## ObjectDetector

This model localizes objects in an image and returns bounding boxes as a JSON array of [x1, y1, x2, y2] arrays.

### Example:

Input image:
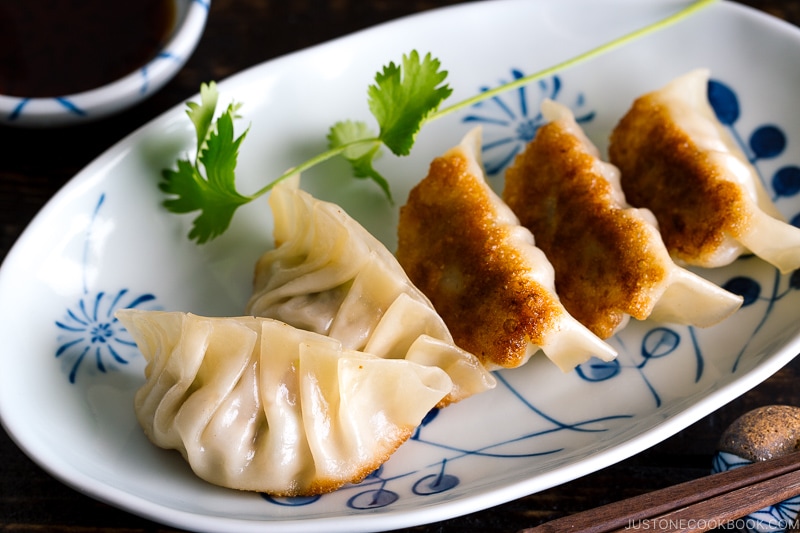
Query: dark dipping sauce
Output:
[[0, 0, 176, 97]]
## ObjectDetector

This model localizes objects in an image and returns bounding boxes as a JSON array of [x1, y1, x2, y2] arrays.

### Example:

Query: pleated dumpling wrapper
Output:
[[245, 176, 495, 406], [503, 100, 743, 339], [609, 68, 800, 273], [116, 309, 452, 496], [395, 127, 617, 372]]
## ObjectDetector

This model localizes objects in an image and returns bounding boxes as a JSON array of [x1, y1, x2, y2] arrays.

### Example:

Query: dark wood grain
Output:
[[1, 1, 799, 532], [522, 451, 800, 533]]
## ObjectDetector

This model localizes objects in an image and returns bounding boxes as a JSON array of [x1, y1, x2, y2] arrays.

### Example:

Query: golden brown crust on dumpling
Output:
[[608, 95, 752, 265], [396, 152, 565, 368], [504, 118, 670, 339], [304, 426, 413, 497]]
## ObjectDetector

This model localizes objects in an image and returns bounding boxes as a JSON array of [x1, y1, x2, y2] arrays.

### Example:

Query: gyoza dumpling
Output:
[[395, 127, 617, 372], [116, 309, 452, 496], [609, 69, 800, 273], [503, 100, 743, 339], [245, 176, 495, 406]]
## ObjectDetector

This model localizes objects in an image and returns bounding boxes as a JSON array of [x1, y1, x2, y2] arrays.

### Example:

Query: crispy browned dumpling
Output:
[[504, 100, 742, 339], [505, 102, 666, 338], [608, 69, 800, 273], [396, 128, 616, 372]]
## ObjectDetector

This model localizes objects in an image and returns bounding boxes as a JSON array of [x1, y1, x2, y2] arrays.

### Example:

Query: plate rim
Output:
[[2, 1, 800, 531]]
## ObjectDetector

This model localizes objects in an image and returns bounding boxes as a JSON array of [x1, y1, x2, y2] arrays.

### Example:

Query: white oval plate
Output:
[[2, 1, 800, 531]]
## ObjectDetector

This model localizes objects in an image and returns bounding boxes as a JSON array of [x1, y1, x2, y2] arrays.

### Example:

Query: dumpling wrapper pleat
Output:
[[246, 176, 496, 406], [116, 309, 452, 496]]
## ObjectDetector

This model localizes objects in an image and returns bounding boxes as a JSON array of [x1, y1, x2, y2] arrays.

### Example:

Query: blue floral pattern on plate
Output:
[[462, 73, 595, 177], [54, 194, 158, 383], [57, 71, 800, 513]]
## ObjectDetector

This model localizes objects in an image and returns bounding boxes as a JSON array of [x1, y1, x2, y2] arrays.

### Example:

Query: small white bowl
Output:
[[0, 0, 210, 128]]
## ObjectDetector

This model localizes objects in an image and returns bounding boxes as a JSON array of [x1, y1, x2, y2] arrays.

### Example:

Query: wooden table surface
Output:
[[2, 1, 800, 531]]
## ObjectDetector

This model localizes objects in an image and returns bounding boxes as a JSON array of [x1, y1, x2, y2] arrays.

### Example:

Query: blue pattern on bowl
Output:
[[713, 451, 800, 532], [1, 0, 210, 127]]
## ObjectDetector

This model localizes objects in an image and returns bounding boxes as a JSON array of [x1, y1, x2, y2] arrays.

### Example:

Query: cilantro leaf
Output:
[[165, 0, 715, 244], [160, 83, 252, 244], [327, 120, 392, 202], [186, 81, 219, 157], [367, 50, 452, 156]]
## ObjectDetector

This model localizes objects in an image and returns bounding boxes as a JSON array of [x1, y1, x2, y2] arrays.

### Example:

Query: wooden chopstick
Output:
[[631, 468, 800, 532], [520, 450, 800, 533]]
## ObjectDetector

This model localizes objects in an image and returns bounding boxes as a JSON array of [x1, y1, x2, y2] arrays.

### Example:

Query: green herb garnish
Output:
[[161, 0, 717, 244], [368, 50, 453, 157], [326, 51, 453, 202], [160, 82, 252, 244]]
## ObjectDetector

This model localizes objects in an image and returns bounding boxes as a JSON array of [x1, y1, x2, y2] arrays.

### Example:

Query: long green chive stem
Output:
[[257, 0, 717, 199], [432, 0, 718, 120]]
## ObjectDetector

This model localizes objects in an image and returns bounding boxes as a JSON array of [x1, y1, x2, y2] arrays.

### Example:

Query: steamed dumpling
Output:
[[245, 176, 495, 406], [609, 69, 800, 273], [116, 309, 452, 496], [395, 127, 617, 372], [503, 100, 743, 339]]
